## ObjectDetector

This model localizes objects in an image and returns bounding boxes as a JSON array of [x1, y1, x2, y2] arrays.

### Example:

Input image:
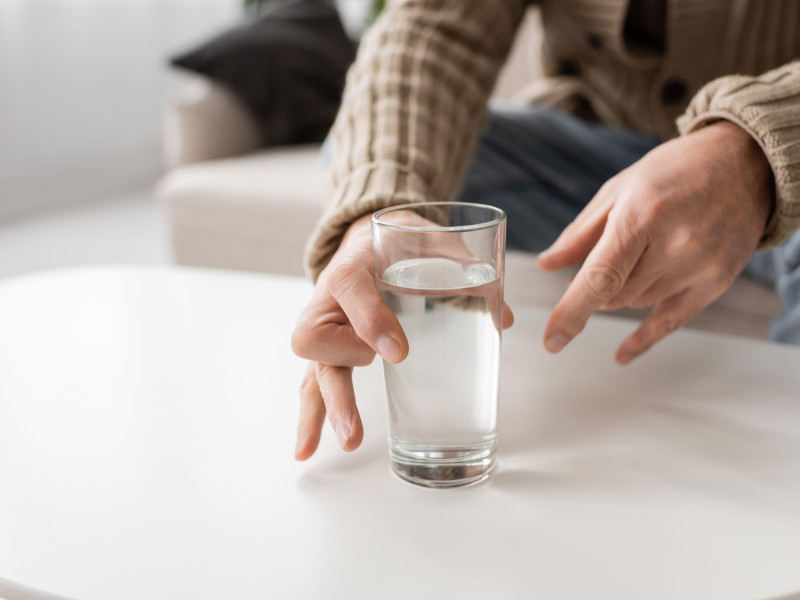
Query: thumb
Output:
[[538, 192, 614, 271], [326, 261, 409, 364]]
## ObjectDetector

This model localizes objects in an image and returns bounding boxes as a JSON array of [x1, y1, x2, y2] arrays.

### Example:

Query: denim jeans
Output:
[[455, 101, 800, 346]]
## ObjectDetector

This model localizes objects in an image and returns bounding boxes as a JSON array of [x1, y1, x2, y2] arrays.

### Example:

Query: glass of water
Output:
[[371, 202, 506, 488]]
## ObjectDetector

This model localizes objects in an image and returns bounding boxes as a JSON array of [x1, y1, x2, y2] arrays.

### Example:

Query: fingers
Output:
[[325, 260, 409, 364], [295, 363, 327, 461], [600, 263, 662, 311], [314, 362, 364, 452], [292, 258, 409, 367], [292, 307, 377, 367], [292, 214, 399, 461], [615, 287, 710, 365], [502, 303, 515, 330], [543, 214, 647, 353], [537, 182, 615, 271], [620, 271, 695, 311], [294, 362, 365, 460]]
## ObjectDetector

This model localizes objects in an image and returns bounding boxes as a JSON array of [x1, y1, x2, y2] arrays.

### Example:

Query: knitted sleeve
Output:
[[677, 61, 800, 249], [303, 0, 530, 280]]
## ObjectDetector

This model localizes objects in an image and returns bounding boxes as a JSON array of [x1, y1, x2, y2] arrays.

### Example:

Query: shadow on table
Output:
[[296, 438, 385, 490], [493, 331, 800, 505], [490, 466, 574, 493], [0, 576, 76, 600]]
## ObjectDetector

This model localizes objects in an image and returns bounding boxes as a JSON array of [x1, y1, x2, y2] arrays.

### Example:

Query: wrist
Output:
[[709, 120, 775, 229], [341, 213, 375, 244]]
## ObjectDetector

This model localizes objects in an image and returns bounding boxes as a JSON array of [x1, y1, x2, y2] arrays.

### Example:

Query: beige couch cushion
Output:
[[158, 145, 324, 275], [163, 79, 263, 170]]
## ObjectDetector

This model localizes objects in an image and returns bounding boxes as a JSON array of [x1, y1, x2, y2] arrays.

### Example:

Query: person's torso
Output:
[[533, 0, 799, 138]]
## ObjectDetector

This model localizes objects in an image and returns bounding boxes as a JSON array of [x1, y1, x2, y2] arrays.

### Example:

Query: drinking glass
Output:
[[372, 202, 506, 488]]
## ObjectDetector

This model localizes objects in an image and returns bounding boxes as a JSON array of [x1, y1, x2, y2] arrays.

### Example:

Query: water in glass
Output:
[[378, 256, 502, 487]]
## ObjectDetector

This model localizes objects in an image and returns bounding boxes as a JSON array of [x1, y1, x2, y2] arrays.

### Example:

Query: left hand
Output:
[[536, 121, 774, 364], [292, 212, 514, 461]]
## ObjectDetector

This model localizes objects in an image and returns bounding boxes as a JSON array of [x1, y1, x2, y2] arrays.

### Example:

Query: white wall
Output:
[[0, 0, 242, 220]]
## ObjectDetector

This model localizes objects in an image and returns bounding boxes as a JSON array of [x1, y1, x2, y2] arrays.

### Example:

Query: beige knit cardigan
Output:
[[305, 0, 800, 280]]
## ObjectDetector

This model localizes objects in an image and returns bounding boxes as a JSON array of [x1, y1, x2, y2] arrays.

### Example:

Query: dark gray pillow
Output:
[[171, 0, 356, 146]]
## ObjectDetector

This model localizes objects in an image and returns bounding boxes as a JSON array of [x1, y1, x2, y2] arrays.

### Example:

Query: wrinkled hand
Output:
[[537, 121, 774, 364], [292, 211, 514, 460], [291, 214, 407, 460]]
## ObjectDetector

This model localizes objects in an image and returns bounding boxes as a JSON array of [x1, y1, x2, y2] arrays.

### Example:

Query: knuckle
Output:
[[640, 197, 664, 224], [291, 325, 312, 358], [584, 265, 625, 300], [666, 226, 695, 255], [625, 180, 663, 222], [292, 316, 337, 361], [619, 201, 651, 235], [326, 261, 359, 293], [660, 316, 681, 335], [327, 259, 380, 313], [351, 309, 385, 340]]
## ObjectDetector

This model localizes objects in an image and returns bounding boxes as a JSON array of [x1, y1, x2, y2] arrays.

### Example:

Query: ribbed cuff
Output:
[[677, 62, 800, 249], [303, 161, 441, 281]]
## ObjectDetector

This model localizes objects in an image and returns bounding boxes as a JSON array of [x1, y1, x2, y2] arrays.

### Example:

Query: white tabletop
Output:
[[0, 266, 799, 600]]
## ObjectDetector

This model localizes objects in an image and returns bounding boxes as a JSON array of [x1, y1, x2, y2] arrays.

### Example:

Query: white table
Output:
[[1, 266, 799, 600]]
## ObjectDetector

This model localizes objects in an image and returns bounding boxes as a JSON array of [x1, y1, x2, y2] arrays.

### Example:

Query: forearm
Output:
[[304, 0, 530, 280]]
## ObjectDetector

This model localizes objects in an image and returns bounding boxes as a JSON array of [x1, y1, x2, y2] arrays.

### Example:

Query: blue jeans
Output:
[[456, 102, 800, 346]]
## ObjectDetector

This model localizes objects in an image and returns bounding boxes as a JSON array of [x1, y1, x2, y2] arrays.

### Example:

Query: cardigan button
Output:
[[586, 34, 603, 50], [660, 78, 688, 105], [560, 59, 581, 76]]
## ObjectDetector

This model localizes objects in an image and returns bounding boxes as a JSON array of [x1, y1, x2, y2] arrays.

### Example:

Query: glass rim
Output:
[[371, 202, 506, 233]]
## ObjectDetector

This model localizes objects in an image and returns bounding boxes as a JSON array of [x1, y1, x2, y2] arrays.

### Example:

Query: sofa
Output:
[[156, 9, 781, 341]]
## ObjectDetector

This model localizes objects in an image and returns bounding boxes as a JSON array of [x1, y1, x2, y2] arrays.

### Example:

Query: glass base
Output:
[[389, 440, 496, 488]]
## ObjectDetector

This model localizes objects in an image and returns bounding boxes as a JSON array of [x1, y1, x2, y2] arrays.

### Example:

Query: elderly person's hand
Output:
[[537, 121, 775, 364], [291, 214, 405, 460], [291, 211, 515, 460]]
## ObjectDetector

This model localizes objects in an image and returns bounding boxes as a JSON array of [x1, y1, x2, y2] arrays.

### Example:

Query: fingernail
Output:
[[545, 333, 569, 353], [376, 335, 402, 363], [617, 351, 634, 365], [335, 422, 351, 449], [539, 242, 561, 257], [295, 433, 306, 457]]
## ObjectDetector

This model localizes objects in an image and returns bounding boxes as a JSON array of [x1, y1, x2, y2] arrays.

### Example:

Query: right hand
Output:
[[291, 214, 409, 460]]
